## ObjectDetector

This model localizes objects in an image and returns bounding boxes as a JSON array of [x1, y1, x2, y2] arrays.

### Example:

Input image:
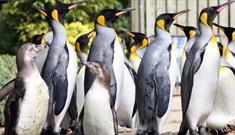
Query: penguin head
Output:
[[17, 44, 40, 62], [130, 45, 137, 54], [213, 23, 235, 42], [75, 30, 95, 54], [126, 31, 149, 49], [95, 8, 134, 27], [32, 33, 47, 50], [199, 1, 235, 28], [173, 23, 197, 40], [33, 1, 86, 24], [32, 33, 45, 45], [155, 9, 189, 33]]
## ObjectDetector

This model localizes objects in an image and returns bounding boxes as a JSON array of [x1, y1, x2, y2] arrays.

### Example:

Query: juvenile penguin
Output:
[[206, 24, 235, 134], [82, 61, 117, 135], [0, 33, 46, 101], [178, 2, 235, 135], [173, 24, 198, 75], [33, 1, 84, 133], [84, 8, 134, 110], [136, 10, 189, 135], [126, 31, 149, 72], [4, 43, 49, 135]]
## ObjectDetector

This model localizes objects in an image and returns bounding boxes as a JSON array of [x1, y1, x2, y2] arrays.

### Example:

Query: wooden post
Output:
[[146, 0, 155, 36]]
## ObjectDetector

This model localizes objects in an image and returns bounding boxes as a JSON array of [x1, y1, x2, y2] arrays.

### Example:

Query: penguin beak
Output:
[[215, 0, 235, 13], [173, 9, 190, 20], [87, 30, 96, 38], [115, 8, 135, 16], [173, 23, 185, 31], [32, 3, 48, 16], [126, 32, 136, 38], [213, 23, 225, 32], [67, 1, 87, 10]]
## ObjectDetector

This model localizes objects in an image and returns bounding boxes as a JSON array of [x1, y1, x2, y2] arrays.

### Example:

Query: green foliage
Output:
[[0, 55, 16, 125], [0, 0, 130, 54]]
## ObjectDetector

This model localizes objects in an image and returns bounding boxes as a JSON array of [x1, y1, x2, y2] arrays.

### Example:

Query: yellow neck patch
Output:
[[52, 9, 59, 23], [140, 38, 148, 48], [200, 13, 210, 28], [97, 15, 106, 26], [75, 42, 81, 53], [157, 19, 165, 30], [189, 30, 196, 39], [232, 32, 235, 41]]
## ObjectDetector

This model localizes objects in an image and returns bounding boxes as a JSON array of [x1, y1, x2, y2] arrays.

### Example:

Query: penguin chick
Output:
[[4, 43, 49, 135], [82, 61, 118, 135]]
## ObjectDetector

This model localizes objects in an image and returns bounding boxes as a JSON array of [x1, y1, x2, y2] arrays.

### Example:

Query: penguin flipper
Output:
[[124, 58, 138, 117], [0, 78, 15, 101], [181, 42, 206, 114], [218, 42, 223, 56], [4, 94, 20, 135], [53, 73, 68, 115], [68, 85, 78, 120], [4, 77, 24, 134], [154, 64, 171, 117]]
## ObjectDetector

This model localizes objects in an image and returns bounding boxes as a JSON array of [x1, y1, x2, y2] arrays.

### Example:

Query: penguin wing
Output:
[[53, 49, 69, 115], [124, 57, 138, 117], [154, 63, 171, 117], [4, 94, 20, 134], [4, 77, 24, 133], [181, 42, 206, 114], [68, 84, 78, 120], [218, 42, 223, 56], [0, 78, 15, 101]]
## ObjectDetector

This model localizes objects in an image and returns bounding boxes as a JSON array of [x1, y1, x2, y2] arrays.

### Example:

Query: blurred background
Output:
[[0, 0, 234, 132]]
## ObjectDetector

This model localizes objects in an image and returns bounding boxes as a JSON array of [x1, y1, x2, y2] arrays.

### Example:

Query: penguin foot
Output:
[[210, 126, 231, 135], [135, 129, 147, 135], [40, 126, 53, 135], [199, 126, 207, 135], [60, 128, 68, 135], [189, 129, 197, 135]]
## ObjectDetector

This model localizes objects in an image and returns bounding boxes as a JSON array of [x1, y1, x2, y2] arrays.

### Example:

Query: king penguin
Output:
[[116, 37, 138, 128], [173, 24, 198, 75], [75, 30, 95, 121], [206, 23, 235, 134], [33, 1, 84, 133], [136, 10, 189, 135], [126, 31, 149, 72], [82, 61, 118, 135], [178, 1, 235, 135], [84, 8, 134, 111], [4, 43, 49, 135]]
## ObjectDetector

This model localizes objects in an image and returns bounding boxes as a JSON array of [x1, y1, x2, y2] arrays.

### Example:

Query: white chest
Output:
[[112, 37, 125, 110], [83, 82, 115, 135], [16, 75, 49, 135]]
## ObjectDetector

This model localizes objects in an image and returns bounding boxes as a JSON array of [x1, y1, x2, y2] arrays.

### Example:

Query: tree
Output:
[[0, 0, 130, 54]]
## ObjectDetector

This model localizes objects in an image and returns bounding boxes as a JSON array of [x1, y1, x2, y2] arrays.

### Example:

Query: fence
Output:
[[131, 0, 235, 38]]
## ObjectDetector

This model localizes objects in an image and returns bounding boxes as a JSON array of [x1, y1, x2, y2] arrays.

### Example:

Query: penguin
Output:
[[0, 33, 46, 101], [74, 30, 95, 122], [136, 10, 189, 135], [116, 37, 138, 128], [84, 8, 134, 111], [173, 24, 198, 75], [126, 31, 149, 72], [206, 23, 235, 134], [178, 2, 235, 135], [4, 43, 49, 135], [33, 1, 84, 133], [82, 61, 118, 135]]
